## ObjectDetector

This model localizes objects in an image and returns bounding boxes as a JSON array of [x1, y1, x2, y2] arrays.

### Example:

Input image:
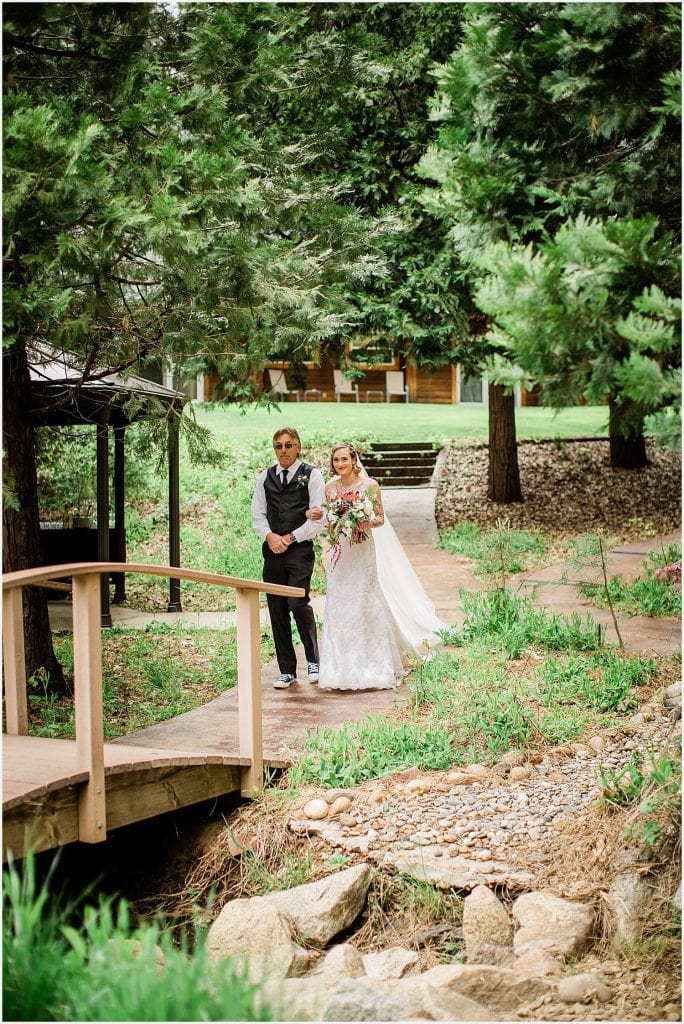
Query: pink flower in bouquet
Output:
[[326, 489, 375, 568]]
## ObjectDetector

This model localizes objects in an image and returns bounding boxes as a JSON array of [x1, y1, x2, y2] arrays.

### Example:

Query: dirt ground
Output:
[[435, 438, 681, 537]]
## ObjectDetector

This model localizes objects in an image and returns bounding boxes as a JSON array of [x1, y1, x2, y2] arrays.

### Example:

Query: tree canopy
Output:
[[418, 1, 681, 463]]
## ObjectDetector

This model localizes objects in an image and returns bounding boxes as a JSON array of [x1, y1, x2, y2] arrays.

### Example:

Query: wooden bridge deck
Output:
[[2, 657, 408, 860]]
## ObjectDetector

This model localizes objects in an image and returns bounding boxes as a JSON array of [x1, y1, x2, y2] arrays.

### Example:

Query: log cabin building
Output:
[[195, 338, 540, 407]]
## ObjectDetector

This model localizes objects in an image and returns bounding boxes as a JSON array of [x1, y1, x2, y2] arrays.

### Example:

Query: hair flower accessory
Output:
[[326, 490, 374, 568]]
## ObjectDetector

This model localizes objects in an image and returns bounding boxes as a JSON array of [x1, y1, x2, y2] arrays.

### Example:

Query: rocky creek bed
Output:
[[144, 676, 681, 1023]]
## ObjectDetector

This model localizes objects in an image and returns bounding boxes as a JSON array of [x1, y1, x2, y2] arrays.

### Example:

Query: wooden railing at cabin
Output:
[[2, 562, 304, 844]]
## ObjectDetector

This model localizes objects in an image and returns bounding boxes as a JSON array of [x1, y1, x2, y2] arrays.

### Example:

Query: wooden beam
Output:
[[96, 424, 112, 627], [2, 588, 28, 736], [167, 420, 182, 612], [72, 573, 106, 843], [105, 763, 242, 831], [112, 426, 126, 604], [236, 587, 263, 797]]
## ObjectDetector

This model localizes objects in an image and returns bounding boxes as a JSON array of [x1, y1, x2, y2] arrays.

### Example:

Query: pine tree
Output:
[[3, 2, 378, 687], [419, 1, 681, 468]]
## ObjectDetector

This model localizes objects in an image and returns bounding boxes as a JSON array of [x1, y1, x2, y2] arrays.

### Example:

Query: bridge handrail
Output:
[[2, 561, 300, 597], [3, 561, 304, 845]]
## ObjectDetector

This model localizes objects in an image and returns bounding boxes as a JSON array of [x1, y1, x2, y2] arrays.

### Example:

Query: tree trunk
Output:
[[608, 396, 648, 469], [487, 382, 523, 503], [3, 342, 68, 694]]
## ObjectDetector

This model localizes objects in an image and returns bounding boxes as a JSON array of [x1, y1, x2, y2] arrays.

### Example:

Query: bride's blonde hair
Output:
[[329, 442, 362, 477]]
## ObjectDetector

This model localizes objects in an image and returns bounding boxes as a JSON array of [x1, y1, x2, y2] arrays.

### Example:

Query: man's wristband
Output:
[[287, 533, 297, 544]]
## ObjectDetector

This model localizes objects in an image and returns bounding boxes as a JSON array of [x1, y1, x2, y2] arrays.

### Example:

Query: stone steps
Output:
[[363, 442, 439, 488]]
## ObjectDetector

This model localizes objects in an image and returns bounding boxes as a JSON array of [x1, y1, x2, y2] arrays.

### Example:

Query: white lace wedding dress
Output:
[[318, 476, 443, 692]]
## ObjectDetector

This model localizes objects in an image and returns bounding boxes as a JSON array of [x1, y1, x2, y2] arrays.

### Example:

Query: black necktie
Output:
[[280, 470, 288, 488]]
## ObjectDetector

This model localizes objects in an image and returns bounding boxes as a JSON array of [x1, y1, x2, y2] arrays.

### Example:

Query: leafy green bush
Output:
[[3, 856, 272, 1022]]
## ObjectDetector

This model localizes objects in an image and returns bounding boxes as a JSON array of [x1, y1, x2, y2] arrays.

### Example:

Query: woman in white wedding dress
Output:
[[315, 442, 445, 692]]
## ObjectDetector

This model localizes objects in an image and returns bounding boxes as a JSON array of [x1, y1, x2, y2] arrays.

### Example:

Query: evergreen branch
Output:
[[4, 31, 109, 62]]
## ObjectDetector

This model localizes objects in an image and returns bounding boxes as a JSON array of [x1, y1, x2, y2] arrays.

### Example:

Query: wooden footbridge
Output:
[[3, 562, 404, 862]]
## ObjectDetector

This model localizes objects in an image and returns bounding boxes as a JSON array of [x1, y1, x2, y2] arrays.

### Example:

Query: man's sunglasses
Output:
[[274, 442, 296, 450]]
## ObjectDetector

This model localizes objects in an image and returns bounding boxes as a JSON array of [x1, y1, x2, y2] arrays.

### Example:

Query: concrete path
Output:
[[48, 489, 680, 656], [510, 534, 681, 656]]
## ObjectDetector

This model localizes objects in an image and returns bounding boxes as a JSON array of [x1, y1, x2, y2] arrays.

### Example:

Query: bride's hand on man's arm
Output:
[[305, 507, 324, 521]]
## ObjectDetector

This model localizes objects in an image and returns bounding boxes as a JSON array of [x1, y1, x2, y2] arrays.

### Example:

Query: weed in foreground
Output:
[[578, 543, 682, 618], [438, 520, 547, 578], [2, 855, 272, 1022], [442, 587, 600, 658]]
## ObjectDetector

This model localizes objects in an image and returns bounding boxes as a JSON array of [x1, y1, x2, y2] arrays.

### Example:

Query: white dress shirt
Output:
[[251, 458, 327, 542]]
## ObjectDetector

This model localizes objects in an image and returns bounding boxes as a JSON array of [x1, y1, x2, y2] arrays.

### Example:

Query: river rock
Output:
[[303, 798, 329, 820], [315, 942, 365, 979], [362, 947, 419, 980], [512, 891, 595, 958], [604, 869, 655, 944], [512, 948, 563, 976], [405, 777, 432, 795], [462, 885, 514, 965], [265, 864, 372, 947], [557, 973, 613, 1003], [421, 963, 552, 1015], [328, 796, 353, 817]]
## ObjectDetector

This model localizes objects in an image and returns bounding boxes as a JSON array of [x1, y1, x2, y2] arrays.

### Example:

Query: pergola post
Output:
[[112, 426, 126, 604], [96, 424, 112, 627], [167, 418, 182, 612]]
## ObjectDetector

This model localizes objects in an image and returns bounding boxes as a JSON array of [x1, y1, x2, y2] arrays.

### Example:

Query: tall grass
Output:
[[3, 856, 272, 1022]]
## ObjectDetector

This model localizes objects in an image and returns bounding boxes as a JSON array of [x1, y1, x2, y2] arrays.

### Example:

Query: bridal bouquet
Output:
[[326, 490, 374, 569]]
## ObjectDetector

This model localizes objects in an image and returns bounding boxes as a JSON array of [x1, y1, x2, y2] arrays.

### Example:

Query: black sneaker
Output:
[[274, 673, 296, 690], [307, 663, 319, 684]]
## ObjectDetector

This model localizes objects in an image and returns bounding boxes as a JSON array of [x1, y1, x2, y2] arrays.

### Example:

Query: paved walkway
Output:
[[48, 488, 680, 655]]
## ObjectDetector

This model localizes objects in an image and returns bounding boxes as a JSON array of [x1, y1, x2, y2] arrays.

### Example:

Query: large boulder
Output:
[[512, 890, 595, 958], [322, 976, 496, 1021], [463, 885, 514, 965], [207, 897, 305, 981], [421, 963, 553, 1015], [264, 864, 372, 947]]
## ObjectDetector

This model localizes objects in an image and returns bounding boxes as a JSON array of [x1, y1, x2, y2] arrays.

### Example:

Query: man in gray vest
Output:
[[251, 427, 326, 689]]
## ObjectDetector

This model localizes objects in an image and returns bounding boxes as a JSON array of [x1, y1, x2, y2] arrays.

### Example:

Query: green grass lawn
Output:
[[193, 401, 609, 446]]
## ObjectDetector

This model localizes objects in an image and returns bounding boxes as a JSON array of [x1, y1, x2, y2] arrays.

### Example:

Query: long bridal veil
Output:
[[372, 515, 446, 657], [352, 459, 446, 657]]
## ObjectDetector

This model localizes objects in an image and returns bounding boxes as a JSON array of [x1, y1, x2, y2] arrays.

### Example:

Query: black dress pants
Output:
[[263, 540, 319, 675]]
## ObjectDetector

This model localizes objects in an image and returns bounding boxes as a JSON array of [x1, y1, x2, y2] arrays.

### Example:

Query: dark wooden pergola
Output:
[[28, 344, 188, 626]]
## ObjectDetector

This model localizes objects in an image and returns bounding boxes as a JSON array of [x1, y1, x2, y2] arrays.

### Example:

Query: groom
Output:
[[251, 427, 326, 689]]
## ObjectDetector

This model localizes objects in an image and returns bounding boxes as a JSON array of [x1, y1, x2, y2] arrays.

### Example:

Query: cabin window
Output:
[[459, 370, 485, 404]]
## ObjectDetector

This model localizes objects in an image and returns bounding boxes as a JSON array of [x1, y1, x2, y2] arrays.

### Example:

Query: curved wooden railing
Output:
[[3, 562, 304, 844]]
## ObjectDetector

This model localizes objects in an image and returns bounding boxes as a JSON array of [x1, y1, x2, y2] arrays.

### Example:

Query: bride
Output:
[[313, 442, 445, 692]]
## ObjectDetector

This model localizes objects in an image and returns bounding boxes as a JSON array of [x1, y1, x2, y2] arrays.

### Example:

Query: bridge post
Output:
[[236, 587, 263, 796], [72, 572, 107, 842], [3, 587, 28, 735]]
